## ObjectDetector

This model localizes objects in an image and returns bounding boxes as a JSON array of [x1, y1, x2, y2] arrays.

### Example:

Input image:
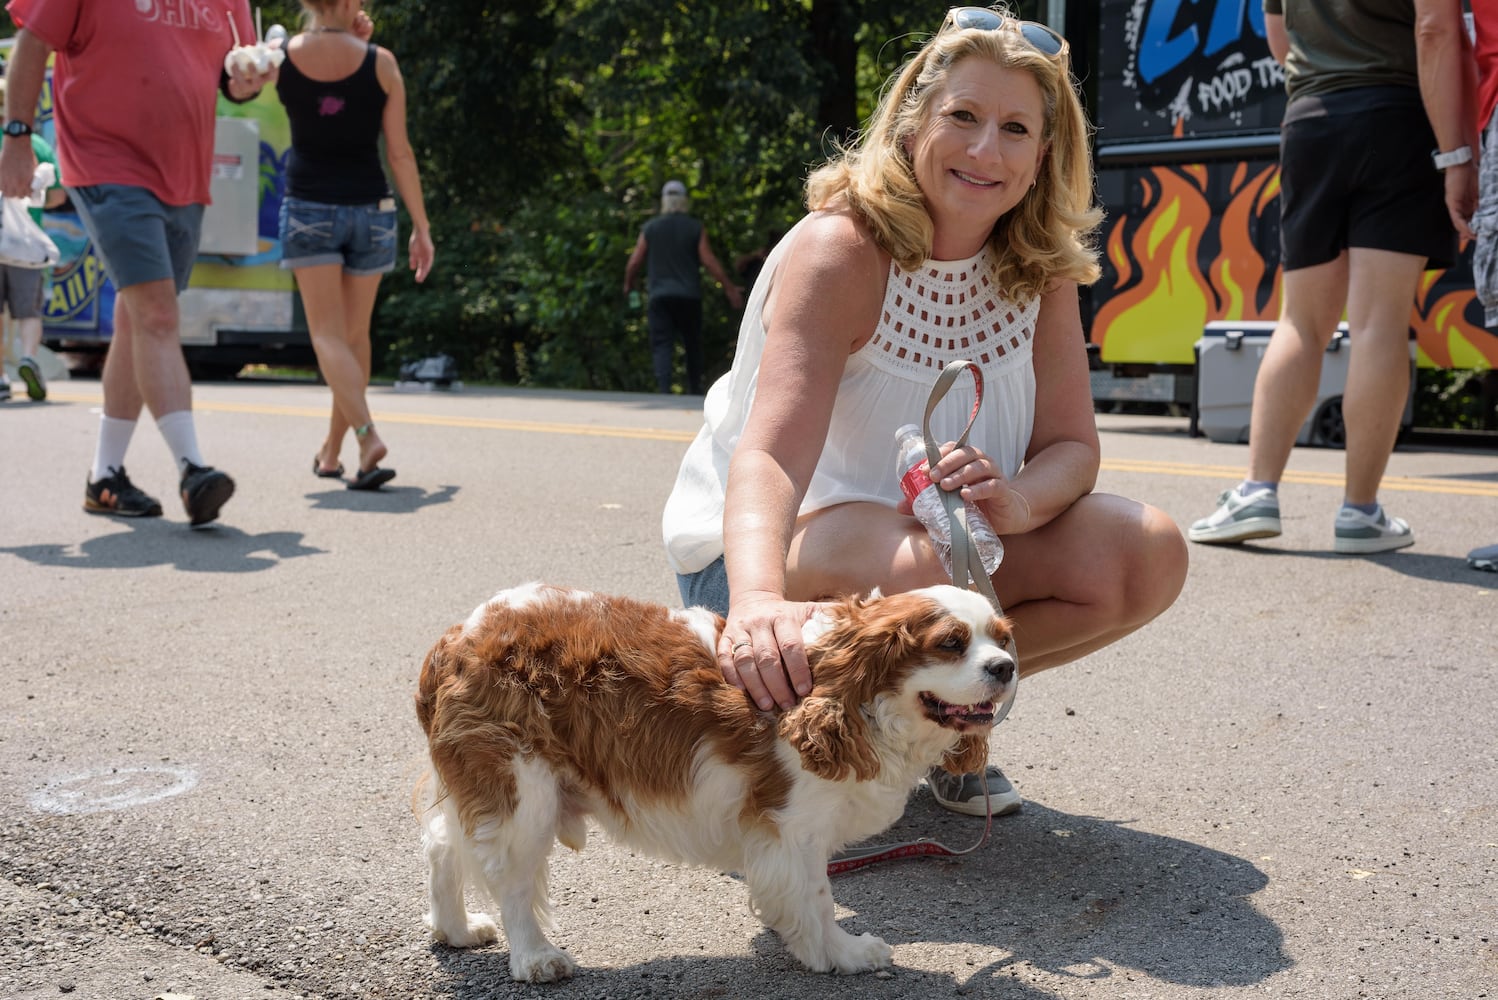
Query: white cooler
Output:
[[1192, 320, 1415, 447]]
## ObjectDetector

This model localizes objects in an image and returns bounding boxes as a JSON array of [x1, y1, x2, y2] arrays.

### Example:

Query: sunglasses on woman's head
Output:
[[943, 6, 1068, 58]]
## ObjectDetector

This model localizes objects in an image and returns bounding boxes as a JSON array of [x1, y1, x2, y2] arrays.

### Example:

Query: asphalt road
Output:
[[2, 377, 1495, 1000]]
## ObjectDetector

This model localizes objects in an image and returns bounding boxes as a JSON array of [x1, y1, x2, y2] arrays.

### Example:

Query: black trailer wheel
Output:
[[1310, 396, 1346, 448]]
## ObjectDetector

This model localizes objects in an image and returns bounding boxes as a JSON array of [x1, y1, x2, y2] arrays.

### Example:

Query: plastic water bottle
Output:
[[895, 424, 1004, 576]]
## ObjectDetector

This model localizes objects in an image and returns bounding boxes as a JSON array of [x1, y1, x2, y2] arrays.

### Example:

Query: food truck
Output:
[[1080, 0, 1496, 423]]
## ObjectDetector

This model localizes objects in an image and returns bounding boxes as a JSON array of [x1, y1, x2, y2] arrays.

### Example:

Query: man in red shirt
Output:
[[0, 0, 276, 526]]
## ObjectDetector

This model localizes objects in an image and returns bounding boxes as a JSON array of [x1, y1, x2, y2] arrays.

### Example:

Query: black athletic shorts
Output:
[[1278, 87, 1455, 272]]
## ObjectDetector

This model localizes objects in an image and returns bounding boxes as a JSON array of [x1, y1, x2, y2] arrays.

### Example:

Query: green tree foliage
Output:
[[370, 0, 935, 390]]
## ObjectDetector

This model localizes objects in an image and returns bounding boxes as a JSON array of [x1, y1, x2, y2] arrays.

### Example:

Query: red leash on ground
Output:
[[827, 789, 995, 876]]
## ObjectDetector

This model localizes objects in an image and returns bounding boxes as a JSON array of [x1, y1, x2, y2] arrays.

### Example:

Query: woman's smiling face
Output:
[[906, 57, 1046, 260]]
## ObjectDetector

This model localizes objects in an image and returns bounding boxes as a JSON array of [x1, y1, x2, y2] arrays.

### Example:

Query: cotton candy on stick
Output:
[[224, 8, 285, 76]]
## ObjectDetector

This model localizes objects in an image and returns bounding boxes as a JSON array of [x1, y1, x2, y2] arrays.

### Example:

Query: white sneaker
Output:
[[1188, 486, 1282, 544], [1466, 543, 1498, 572], [1333, 505, 1414, 554]]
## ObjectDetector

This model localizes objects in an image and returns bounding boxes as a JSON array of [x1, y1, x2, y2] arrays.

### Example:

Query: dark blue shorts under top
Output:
[[278, 196, 397, 275]]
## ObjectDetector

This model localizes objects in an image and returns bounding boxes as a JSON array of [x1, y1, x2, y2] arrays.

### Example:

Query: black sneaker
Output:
[[179, 461, 235, 526], [84, 466, 163, 518]]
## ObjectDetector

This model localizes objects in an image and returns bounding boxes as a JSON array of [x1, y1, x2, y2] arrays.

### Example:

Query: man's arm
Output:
[[697, 229, 744, 310], [1265, 12, 1289, 65], [1415, 0, 1477, 237], [0, 29, 50, 199], [623, 232, 647, 295]]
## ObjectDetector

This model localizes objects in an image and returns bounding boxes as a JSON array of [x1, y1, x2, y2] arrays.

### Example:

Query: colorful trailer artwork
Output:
[[1089, 0, 1498, 372]]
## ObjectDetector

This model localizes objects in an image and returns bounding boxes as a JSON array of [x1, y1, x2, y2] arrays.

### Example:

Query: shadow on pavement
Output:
[[305, 484, 459, 514], [1211, 544, 1494, 587], [422, 799, 1287, 998], [0, 519, 325, 573]]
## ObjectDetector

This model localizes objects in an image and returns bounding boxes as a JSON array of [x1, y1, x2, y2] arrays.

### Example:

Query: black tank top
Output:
[[277, 43, 390, 203]]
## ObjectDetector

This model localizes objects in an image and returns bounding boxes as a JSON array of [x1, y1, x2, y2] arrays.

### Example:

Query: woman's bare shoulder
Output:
[[374, 45, 402, 89], [784, 208, 887, 278]]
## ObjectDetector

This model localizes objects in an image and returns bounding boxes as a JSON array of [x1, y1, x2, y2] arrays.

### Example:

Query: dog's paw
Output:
[[424, 911, 499, 948], [827, 932, 893, 975], [510, 944, 577, 983]]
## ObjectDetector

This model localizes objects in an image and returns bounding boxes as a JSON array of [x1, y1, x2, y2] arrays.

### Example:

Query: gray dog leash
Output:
[[828, 361, 1018, 875]]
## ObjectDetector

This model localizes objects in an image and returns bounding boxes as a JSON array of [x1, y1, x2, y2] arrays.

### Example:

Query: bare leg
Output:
[[293, 264, 387, 473], [787, 493, 1188, 675], [1246, 254, 1350, 485], [17, 315, 42, 357], [1341, 248, 1425, 505], [115, 279, 194, 421]]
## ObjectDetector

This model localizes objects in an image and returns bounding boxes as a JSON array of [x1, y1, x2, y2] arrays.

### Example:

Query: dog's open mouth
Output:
[[920, 692, 998, 730]]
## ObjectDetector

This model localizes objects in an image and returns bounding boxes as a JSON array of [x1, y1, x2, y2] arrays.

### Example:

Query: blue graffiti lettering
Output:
[[1138, 0, 1267, 85]]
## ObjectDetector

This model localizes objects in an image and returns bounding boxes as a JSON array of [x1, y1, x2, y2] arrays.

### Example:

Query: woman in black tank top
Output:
[[275, 0, 433, 491]]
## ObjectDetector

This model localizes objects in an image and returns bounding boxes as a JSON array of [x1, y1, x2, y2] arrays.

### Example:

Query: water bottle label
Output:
[[899, 464, 934, 502]]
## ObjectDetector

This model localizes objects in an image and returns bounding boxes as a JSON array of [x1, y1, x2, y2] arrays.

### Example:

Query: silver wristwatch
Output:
[[1432, 146, 1473, 171]]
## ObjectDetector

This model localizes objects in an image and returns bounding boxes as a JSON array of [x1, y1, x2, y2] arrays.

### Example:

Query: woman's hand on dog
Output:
[[720, 593, 822, 710]]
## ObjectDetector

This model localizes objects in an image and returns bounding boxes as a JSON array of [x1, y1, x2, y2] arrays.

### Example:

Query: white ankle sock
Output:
[[91, 415, 138, 482], [156, 410, 205, 474]]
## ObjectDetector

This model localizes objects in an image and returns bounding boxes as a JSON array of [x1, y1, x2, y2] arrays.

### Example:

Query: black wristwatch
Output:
[[2, 121, 34, 139]]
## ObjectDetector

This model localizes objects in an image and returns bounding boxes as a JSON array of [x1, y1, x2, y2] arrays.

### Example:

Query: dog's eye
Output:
[[938, 635, 966, 652]]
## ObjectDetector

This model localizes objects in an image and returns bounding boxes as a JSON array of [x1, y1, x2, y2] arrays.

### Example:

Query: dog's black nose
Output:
[[984, 658, 1015, 684]]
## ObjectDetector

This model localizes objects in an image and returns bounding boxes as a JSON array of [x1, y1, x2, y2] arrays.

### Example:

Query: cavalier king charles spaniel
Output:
[[414, 582, 1015, 980]]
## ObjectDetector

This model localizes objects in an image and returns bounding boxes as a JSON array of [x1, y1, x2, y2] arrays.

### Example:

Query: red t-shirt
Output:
[[7, 0, 253, 206], [1477, 6, 1498, 132]]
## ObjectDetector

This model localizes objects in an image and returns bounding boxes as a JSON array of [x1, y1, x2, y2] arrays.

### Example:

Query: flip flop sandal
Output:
[[347, 466, 396, 491], [314, 457, 345, 479]]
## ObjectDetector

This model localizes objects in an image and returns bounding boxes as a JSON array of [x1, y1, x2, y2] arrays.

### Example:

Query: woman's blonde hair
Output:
[[805, 5, 1102, 302]]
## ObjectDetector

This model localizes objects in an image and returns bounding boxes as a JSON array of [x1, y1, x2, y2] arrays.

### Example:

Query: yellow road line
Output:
[[46, 390, 1498, 497], [47, 391, 700, 443], [1101, 458, 1498, 497]]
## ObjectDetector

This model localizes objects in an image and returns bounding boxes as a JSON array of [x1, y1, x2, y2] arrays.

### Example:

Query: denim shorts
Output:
[[69, 184, 204, 292], [676, 556, 730, 615], [278, 196, 397, 275]]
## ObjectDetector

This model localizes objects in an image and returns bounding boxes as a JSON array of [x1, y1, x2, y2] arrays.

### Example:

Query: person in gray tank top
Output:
[[623, 180, 743, 394]]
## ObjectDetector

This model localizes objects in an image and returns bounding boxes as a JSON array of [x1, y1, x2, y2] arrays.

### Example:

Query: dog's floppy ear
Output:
[[779, 696, 880, 782], [941, 732, 990, 776], [415, 623, 466, 737]]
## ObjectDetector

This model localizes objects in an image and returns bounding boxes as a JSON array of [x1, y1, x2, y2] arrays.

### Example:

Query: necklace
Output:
[[312, 26, 348, 33]]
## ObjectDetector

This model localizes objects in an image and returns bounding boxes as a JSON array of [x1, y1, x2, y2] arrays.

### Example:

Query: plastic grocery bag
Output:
[[0, 196, 59, 269]]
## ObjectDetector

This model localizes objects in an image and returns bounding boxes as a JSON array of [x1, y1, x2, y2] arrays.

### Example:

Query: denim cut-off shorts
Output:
[[70, 184, 204, 292], [677, 556, 730, 615], [278, 196, 397, 275]]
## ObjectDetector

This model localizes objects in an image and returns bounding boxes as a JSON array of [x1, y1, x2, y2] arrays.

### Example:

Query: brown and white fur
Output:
[[414, 582, 1015, 980]]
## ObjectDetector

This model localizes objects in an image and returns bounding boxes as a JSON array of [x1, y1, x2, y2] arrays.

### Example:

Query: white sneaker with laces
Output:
[[1333, 505, 1414, 554], [1188, 485, 1282, 544]]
